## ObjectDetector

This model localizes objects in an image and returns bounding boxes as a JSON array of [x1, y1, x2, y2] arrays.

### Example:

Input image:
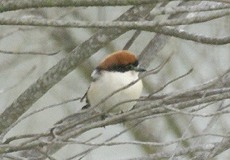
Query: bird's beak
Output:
[[134, 66, 146, 72]]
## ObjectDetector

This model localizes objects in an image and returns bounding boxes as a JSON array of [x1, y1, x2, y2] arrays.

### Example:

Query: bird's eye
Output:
[[126, 64, 135, 70]]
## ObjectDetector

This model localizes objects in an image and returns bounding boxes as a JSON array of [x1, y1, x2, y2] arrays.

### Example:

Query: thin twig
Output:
[[0, 97, 81, 141], [0, 50, 60, 56]]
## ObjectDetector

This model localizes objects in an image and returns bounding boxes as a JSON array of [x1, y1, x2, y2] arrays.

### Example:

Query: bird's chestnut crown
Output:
[[96, 50, 145, 72]]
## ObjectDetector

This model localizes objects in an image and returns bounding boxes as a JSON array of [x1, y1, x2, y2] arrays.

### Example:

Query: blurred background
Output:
[[0, 2, 229, 160]]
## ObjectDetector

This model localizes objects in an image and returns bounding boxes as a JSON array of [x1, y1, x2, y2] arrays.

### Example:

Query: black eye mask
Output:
[[98, 60, 139, 72]]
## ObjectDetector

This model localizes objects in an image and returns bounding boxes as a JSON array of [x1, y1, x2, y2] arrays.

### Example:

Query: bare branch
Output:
[[0, 10, 229, 29], [127, 143, 216, 160], [0, 97, 81, 140], [152, 26, 230, 45], [0, 50, 60, 56], [61, 133, 229, 147], [0, 0, 229, 13], [150, 68, 193, 95], [0, 84, 229, 155], [150, 3, 230, 16], [123, 31, 141, 50], [0, 10, 229, 45], [0, 0, 155, 13]]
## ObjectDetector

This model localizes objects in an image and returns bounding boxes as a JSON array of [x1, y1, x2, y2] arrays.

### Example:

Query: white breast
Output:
[[87, 71, 143, 113]]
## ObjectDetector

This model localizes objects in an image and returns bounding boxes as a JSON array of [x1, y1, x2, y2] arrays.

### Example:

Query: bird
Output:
[[83, 50, 145, 114]]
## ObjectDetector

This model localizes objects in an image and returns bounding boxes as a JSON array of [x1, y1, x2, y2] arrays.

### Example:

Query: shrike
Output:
[[84, 50, 145, 113]]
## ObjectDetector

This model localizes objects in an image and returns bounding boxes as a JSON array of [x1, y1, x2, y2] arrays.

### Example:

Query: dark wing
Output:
[[81, 85, 91, 109]]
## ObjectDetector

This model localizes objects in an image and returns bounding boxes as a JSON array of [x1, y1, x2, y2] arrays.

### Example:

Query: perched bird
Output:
[[84, 50, 145, 113]]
